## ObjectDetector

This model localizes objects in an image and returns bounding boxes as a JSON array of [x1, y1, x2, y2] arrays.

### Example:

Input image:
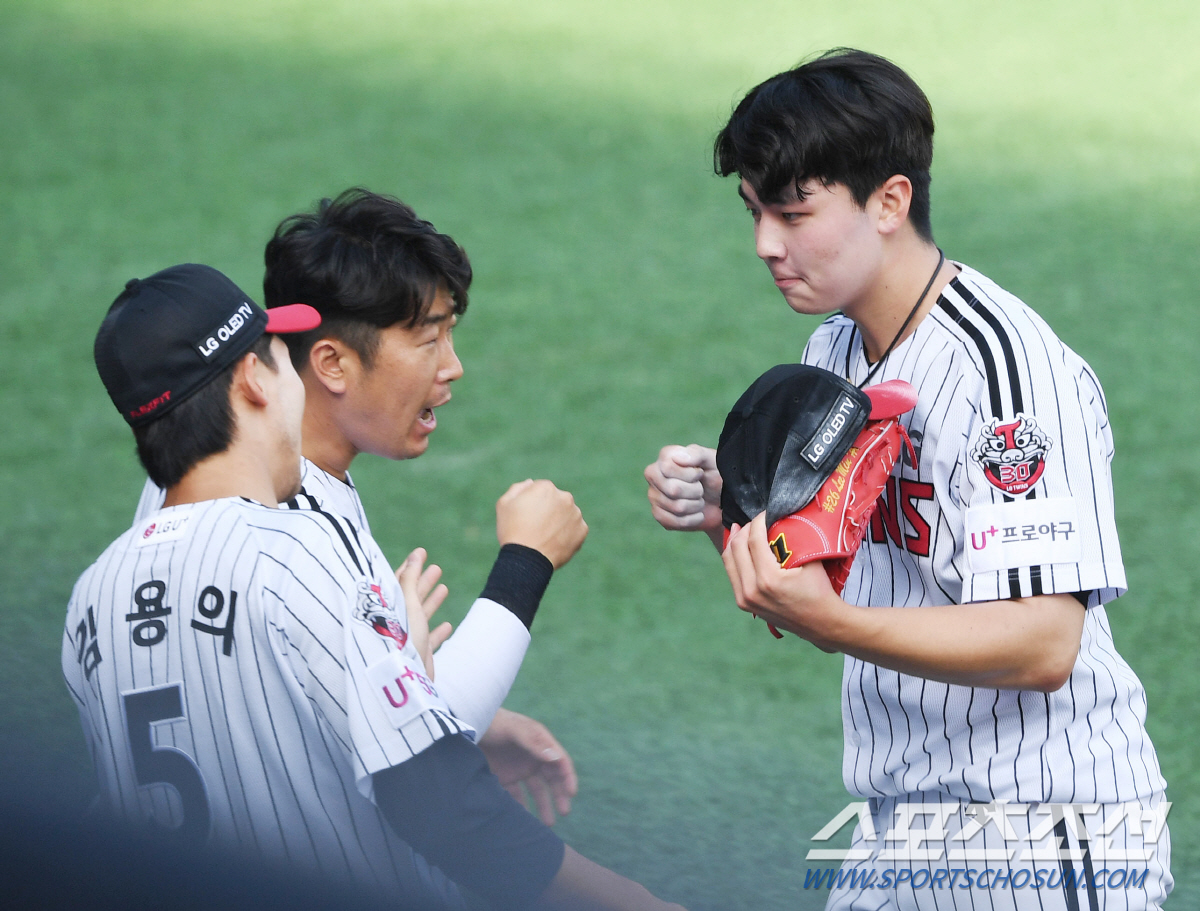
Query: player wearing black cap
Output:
[[67, 264, 685, 911], [133, 191, 584, 833]]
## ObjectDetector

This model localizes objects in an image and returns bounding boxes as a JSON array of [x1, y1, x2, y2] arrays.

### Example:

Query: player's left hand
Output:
[[722, 513, 845, 650], [479, 708, 578, 826], [396, 548, 453, 679]]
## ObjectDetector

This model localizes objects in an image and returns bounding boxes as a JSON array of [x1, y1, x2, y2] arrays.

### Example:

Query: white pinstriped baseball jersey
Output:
[[135, 459, 531, 734], [133, 459, 370, 531], [801, 264, 1165, 806], [134, 460, 370, 531], [281, 461, 534, 734], [63, 496, 472, 894]]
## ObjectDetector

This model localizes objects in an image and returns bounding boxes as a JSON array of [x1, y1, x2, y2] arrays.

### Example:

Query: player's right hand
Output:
[[396, 548, 453, 679], [645, 444, 723, 534], [479, 708, 578, 826], [721, 515, 844, 651], [496, 479, 588, 569]]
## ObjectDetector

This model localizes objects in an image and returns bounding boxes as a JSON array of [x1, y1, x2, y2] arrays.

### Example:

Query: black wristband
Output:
[[479, 544, 554, 630]]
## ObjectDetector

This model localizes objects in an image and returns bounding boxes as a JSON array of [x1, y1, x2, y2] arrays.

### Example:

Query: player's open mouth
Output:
[[418, 407, 436, 430]]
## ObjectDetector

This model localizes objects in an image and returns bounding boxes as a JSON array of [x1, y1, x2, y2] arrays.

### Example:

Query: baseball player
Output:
[[133, 189, 580, 830], [645, 50, 1170, 909], [67, 264, 684, 910]]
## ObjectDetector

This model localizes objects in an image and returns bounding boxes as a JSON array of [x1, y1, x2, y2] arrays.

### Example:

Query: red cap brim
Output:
[[265, 303, 322, 334]]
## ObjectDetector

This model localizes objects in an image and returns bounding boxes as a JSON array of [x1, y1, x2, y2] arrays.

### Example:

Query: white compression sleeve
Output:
[[432, 598, 531, 734]]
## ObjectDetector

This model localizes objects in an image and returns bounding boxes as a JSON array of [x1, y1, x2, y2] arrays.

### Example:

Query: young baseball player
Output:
[[645, 50, 1170, 909], [68, 264, 684, 910], [135, 189, 580, 830]]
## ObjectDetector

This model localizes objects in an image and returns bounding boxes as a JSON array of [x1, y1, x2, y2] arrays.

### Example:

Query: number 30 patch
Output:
[[969, 413, 1054, 496]]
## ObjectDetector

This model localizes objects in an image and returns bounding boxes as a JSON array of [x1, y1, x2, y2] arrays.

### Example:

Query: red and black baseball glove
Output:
[[716, 365, 917, 636]]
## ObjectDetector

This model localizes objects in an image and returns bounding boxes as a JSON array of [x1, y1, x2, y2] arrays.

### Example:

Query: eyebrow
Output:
[[416, 309, 456, 328], [738, 184, 809, 208]]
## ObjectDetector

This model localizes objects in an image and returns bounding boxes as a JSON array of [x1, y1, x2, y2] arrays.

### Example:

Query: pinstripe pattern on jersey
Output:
[[63, 497, 467, 901], [135, 459, 523, 735], [270, 459, 531, 738], [283, 462, 374, 535], [280, 463, 409, 641], [936, 286, 1029, 599], [799, 263, 1162, 808]]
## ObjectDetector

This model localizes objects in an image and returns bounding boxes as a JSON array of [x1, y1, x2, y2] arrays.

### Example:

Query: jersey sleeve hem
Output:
[[354, 705, 470, 801], [964, 561, 1126, 604]]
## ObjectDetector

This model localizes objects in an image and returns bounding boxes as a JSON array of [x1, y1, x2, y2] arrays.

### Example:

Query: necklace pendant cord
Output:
[[849, 248, 945, 388]]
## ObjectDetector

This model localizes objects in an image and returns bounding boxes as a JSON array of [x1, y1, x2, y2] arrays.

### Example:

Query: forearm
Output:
[[534, 846, 685, 911], [433, 545, 551, 732], [374, 735, 565, 910], [375, 736, 682, 911], [726, 516, 1086, 691], [763, 591, 1085, 691], [433, 600, 530, 732], [704, 526, 724, 552]]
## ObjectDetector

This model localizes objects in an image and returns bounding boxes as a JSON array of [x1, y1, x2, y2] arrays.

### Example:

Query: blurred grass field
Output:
[[2, 0, 1198, 906]]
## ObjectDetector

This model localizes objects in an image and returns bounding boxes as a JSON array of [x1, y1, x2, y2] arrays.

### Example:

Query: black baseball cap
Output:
[[716, 364, 871, 528], [94, 263, 321, 426]]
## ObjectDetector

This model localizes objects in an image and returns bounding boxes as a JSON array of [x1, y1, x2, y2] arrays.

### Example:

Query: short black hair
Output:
[[263, 188, 472, 370], [714, 48, 936, 241], [133, 334, 276, 489]]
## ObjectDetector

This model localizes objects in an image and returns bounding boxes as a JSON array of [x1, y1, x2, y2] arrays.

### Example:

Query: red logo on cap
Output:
[[130, 390, 172, 419]]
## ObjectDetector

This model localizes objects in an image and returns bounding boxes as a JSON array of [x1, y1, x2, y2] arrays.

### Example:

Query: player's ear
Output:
[[232, 350, 272, 409], [875, 174, 913, 236], [307, 338, 351, 395]]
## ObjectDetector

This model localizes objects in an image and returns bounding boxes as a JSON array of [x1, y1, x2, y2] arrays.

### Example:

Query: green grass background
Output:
[[2, 0, 1197, 906]]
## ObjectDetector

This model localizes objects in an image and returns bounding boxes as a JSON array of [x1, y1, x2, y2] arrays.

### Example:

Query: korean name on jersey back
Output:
[[64, 497, 473, 882]]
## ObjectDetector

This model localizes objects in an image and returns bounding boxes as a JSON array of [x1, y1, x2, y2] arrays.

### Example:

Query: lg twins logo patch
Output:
[[356, 581, 407, 650], [970, 414, 1053, 496]]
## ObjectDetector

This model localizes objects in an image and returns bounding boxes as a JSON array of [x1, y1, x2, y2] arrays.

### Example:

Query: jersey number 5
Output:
[[123, 684, 211, 847]]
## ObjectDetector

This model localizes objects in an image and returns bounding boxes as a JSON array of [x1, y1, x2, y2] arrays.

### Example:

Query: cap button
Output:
[[125, 278, 141, 290]]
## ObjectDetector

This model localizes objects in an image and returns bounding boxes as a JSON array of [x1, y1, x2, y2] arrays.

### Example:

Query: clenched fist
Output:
[[645, 444, 723, 549], [496, 479, 588, 569]]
